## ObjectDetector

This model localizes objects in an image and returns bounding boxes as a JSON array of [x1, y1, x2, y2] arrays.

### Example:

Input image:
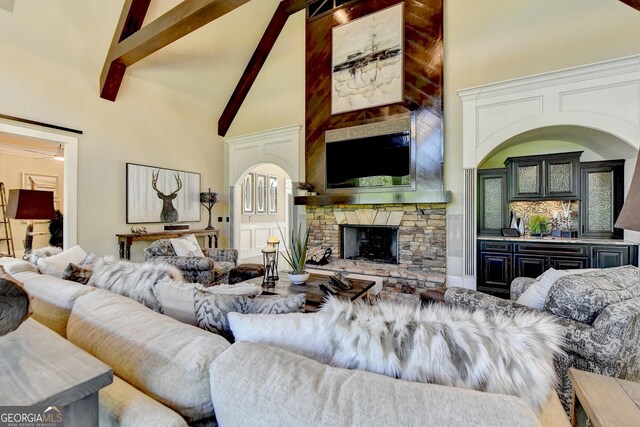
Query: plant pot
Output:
[[287, 271, 310, 285]]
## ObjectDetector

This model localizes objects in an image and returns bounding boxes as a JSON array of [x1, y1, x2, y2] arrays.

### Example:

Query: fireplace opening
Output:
[[340, 225, 399, 264]]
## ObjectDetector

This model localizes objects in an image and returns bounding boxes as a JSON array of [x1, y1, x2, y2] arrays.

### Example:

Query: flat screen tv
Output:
[[325, 129, 414, 190]]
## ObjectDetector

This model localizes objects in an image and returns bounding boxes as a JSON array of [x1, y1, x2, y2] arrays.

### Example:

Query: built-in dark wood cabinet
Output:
[[477, 169, 508, 236], [477, 239, 638, 297], [505, 151, 582, 201], [591, 245, 632, 268], [580, 160, 625, 239]]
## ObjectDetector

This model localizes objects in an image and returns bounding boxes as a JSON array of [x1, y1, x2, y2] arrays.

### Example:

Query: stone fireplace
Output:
[[306, 203, 447, 293]]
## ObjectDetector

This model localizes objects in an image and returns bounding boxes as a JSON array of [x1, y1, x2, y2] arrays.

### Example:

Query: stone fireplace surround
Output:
[[306, 203, 446, 293]]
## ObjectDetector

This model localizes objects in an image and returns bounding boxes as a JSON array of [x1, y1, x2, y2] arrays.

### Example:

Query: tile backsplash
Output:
[[509, 201, 579, 234]]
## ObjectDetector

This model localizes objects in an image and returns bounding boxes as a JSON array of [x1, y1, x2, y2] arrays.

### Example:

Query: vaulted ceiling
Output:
[[101, 0, 305, 136]]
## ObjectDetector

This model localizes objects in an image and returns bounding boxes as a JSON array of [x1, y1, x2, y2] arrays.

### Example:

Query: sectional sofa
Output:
[[2, 258, 568, 426]]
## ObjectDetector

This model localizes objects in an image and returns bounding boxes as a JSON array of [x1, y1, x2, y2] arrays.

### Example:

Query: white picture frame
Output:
[[242, 172, 254, 214], [268, 175, 278, 214], [331, 3, 404, 115], [256, 173, 267, 215]]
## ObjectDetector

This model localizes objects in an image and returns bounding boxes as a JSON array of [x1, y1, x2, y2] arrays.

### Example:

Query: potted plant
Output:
[[279, 224, 310, 285], [297, 182, 315, 196], [529, 214, 549, 237]]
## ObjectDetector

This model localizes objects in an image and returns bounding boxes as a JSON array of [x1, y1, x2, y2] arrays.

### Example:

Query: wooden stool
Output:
[[228, 263, 265, 284], [419, 286, 447, 306]]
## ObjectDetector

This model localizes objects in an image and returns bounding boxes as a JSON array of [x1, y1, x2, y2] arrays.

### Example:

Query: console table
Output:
[[116, 229, 219, 260], [0, 319, 113, 426]]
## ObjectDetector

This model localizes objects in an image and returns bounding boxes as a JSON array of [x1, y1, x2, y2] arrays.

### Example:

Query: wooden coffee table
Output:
[[568, 368, 640, 426], [242, 273, 375, 312]]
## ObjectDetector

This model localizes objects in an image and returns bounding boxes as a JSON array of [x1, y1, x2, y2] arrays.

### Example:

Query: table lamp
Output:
[[6, 189, 56, 255], [199, 189, 220, 231]]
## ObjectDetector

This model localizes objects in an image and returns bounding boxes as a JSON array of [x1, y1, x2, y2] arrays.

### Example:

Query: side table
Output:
[[568, 367, 640, 426], [0, 319, 113, 427]]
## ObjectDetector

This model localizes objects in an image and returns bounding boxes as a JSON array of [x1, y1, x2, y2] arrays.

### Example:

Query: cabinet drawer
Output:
[[549, 257, 590, 270], [514, 243, 589, 257], [479, 241, 512, 253]]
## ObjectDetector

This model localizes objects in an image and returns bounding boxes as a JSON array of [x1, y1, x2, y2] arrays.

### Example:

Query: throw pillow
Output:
[[62, 263, 93, 285], [193, 290, 305, 341], [228, 312, 332, 363], [36, 245, 87, 278], [152, 280, 202, 325], [170, 234, 204, 257], [25, 245, 62, 265], [321, 296, 564, 412], [90, 257, 184, 312], [0, 258, 40, 275], [517, 268, 596, 310], [152, 280, 262, 325]]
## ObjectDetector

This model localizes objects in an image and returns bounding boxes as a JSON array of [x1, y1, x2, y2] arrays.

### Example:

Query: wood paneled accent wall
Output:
[[305, 0, 444, 193]]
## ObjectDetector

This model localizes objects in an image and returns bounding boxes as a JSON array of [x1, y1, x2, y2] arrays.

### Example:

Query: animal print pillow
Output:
[[62, 263, 93, 285], [170, 234, 204, 257], [193, 289, 305, 341]]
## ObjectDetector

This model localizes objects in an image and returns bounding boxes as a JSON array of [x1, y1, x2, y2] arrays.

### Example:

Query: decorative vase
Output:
[[287, 271, 310, 285]]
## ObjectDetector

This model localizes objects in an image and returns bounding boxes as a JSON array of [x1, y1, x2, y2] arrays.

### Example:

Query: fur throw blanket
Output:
[[90, 257, 184, 311], [25, 246, 62, 265], [321, 297, 564, 411]]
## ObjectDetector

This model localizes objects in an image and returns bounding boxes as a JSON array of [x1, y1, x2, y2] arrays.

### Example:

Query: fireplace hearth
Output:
[[340, 225, 399, 264]]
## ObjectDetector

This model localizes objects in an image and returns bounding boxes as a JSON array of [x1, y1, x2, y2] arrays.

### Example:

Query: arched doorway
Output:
[[224, 124, 303, 258], [233, 164, 292, 261]]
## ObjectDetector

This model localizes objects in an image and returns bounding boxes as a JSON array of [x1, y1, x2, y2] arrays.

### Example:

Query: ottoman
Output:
[[228, 264, 265, 284]]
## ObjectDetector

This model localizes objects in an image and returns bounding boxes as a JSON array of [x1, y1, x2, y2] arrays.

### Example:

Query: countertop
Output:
[[477, 235, 639, 246]]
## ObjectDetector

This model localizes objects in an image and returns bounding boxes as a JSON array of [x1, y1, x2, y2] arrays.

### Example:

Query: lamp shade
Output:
[[6, 189, 56, 220], [199, 191, 220, 204], [615, 151, 640, 231]]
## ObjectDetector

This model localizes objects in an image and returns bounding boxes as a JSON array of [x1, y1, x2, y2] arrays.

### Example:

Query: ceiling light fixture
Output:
[[53, 144, 64, 161]]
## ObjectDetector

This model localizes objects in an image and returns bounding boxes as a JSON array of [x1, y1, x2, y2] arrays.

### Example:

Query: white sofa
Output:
[[2, 258, 568, 426]]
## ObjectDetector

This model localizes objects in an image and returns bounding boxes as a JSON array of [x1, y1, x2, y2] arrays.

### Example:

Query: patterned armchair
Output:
[[143, 239, 238, 287], [443, 266, 640, 412]]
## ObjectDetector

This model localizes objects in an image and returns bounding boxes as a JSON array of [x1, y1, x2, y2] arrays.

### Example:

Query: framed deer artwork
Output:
[[126, 163, 201, 224]]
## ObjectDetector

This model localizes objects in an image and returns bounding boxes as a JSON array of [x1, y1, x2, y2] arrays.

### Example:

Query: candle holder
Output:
[[261, 245, 277, 288]]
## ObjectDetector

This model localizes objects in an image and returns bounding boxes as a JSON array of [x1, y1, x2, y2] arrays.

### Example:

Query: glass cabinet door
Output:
[[580, 160, 624, 239], [478, 169, 508, 235]]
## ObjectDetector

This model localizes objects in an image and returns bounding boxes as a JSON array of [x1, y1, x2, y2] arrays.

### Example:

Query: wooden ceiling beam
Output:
[[218, 0, 306, 136], [619, 0, 640, 11], [100, 0, 151, 101], [100, 0, 251, 101]]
